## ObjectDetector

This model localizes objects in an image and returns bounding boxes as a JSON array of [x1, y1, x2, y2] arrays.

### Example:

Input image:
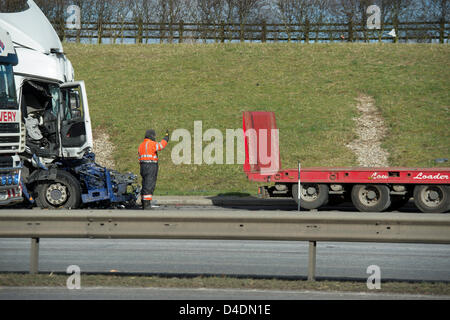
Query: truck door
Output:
[[60, 81, 93, 158]]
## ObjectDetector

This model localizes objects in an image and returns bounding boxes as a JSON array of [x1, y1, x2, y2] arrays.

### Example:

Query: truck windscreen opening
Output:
[[21, 80, 60, 157], [0, 64, 18, 109]]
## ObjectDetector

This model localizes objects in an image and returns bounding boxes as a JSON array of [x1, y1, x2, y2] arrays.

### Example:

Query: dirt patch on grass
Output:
[[346, 94, 390, 167], [92, 128, 116, 169]]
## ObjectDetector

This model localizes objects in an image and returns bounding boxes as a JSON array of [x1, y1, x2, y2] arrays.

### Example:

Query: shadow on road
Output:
[[204, 195, 421, 213]]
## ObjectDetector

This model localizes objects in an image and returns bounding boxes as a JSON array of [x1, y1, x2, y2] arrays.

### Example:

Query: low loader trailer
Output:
[[242, 111, 449, 213]]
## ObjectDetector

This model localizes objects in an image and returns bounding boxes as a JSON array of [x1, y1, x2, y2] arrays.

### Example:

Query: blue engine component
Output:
[[71, 153, 139, 205]]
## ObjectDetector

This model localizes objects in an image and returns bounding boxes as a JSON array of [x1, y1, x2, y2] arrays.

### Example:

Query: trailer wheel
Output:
[[35, 170, 81, 209], [413, 185, 449, 213], [292, 183, 329, 210], [351, 184, 391, 212]]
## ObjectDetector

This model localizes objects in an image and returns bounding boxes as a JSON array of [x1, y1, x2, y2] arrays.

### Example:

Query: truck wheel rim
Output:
[[358, 186, 380, 207], [419, 186, 443, 208], [46, 183, 68, 206], [301, 184, 319, 202]]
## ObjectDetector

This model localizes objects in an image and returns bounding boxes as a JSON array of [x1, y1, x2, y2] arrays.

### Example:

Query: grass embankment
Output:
[[64, 43, 450, 195], [1, 273, 449, 296]]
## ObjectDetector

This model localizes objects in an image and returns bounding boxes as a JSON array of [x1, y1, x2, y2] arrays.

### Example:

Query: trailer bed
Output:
[[245, 167, 450, 184]]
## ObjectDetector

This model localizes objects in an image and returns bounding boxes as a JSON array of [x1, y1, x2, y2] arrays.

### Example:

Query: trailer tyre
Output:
[[35, 170, 81, 209], [351, 184, 391, 212], [292, 183, 329, 210], [413, 185, 449, 213]]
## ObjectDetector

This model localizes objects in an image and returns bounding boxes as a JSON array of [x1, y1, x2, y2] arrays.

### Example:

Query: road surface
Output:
[[1, 237, 449, 282]]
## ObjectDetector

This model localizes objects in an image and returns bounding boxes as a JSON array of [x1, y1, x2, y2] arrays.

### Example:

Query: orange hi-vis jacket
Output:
[[138, 138, 168, 163]]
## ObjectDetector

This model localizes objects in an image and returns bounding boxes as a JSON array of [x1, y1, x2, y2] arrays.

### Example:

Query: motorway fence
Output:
[[0, 210, 449, 280], [56, 20, 450, 44]]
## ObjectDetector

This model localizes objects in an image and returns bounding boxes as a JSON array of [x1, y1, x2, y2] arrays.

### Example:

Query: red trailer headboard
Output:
[[242, 111, 281, 175]]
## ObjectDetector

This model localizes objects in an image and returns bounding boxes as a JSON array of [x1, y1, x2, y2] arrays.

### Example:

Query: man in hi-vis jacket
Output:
[[138, 129, 169, 210]]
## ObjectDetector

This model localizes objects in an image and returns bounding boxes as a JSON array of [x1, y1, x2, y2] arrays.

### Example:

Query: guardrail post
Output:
[[308, 241, 316, 281], [30, 238, 39, 274]]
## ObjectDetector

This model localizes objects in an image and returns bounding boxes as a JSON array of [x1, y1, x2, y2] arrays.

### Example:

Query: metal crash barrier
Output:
[[0, 210, 449, 280]]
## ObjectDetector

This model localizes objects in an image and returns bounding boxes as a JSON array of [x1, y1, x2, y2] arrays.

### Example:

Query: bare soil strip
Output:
[[346, 94, 390, 167]]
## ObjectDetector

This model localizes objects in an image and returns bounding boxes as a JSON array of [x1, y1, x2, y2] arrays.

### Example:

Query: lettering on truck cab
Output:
[[0, 111, 17, 122]]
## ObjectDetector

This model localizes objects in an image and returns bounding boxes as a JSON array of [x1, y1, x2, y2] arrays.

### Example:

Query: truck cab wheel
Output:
[[351, 184, 391, 212], [292, 183, 329, 210], [35, 170, 81, 209], [413, 185, 449, 213]]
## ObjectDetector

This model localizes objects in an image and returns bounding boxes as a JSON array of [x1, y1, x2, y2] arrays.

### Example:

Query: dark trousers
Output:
[[140, 162, 158, 199]]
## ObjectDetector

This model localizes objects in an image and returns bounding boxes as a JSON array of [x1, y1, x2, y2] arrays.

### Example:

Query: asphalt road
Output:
[[1, 237, 449, 282]]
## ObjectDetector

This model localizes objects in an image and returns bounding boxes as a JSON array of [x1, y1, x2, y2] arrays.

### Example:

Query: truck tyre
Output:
[[351, 184, 391, 212], [35, 170, 81, 209], [292, 183, 329, 210], [413, 185, 449, 213]]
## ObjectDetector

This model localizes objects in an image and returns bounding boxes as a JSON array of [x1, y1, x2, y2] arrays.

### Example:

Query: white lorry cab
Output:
[[0, 1, 138, 209], [0, 0, 93, 162]]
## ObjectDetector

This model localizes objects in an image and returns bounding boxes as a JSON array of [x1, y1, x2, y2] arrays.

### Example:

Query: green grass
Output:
[[64, 43, 450, 195], [1, 273, 449, 296]]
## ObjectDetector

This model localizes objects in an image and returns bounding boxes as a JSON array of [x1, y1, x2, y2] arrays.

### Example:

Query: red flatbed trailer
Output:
[[242, 111, 450, 213]]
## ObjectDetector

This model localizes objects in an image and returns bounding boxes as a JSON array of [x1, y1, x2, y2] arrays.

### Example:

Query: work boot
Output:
[[142, 200, 152, 210]]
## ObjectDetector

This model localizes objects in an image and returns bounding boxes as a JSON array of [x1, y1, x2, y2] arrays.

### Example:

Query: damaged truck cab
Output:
[[17, 72, 93, 161], [0, 0, 138, 209]]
